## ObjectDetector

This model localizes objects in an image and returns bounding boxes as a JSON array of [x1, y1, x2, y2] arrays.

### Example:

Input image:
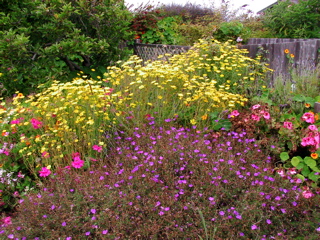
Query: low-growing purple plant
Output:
[[1, 120, 319, 239]]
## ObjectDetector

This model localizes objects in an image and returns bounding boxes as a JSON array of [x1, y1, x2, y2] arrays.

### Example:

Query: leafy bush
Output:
[[0, 0, 133, 96], [262, 0, 320, 38]]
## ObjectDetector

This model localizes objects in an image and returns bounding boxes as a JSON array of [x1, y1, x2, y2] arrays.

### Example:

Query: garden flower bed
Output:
[[0, 39, 319, 239]]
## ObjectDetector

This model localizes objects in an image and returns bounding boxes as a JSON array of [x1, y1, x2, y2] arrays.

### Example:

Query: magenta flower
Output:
[[308, 125, 318, 131], [301, 112, 315, 124], [39, 167, 51, 177], [2, 216, 12, 226], [30, 118, 43, 129], [252, 104, 260, 110], [301, 137, 316, 147], [72, 156, 84, 169], [261, 111, 270, 120], [92, 145, 103, 153], [283, 121, 293, 130], [302, 190, 314, 199], [229, 110, 240, 118], [41, 151, 50, 158], [251, 224, 258, 230], [251, 114, 260, 121]]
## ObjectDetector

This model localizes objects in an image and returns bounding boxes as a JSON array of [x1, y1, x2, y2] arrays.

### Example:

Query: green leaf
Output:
[[310, 166, 320, 172], [301, 165, 311, 177], [304, 157, 316, 168], [291, 157, 300, 167], [293, 94, 305, 102], [295, 174, 305, 181], [280, 152, 290, 161], [308, 172, 320, 182], [296, 162, 305, 170]]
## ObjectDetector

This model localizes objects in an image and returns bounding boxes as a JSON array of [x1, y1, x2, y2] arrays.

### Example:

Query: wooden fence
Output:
[[239, 38, 320, 82], [133, 38, 320, 82], [133, 43, 191, 62]]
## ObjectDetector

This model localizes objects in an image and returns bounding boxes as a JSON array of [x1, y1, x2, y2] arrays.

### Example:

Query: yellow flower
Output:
[[201, 114, 208, 120], [311, 153, 318, 159], [284, 49, 290, 54], [290, 54, 294, 58], [190, 119, 197, 125], [305, 103, 311, 108]]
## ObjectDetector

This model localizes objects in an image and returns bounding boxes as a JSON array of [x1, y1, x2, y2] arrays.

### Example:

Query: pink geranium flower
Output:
[[283, 121, 293, 130], [2, 216, 12, 226], [301, 112, 315, 124], [302, 190, 314, 199], [252, 104, 260, 110], [301, 137, 316, 147], [308, 125, 318, 132], [261, 111, 270, 120], [228, 110, 240, 118], [92, 145, 103, 153], [251, 114, 260, 121], [39, 167, 51, 177]]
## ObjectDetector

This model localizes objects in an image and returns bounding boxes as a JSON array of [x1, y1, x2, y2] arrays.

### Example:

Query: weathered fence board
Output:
[[239, 38, 320, 82]]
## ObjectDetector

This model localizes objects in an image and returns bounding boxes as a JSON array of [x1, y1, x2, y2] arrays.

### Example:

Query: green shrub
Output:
[[0, 0, 133, 96], [262, 0, 320, 38]]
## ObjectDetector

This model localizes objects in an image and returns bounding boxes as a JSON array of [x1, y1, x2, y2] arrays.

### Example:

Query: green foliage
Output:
[[262, 0, 320, 38], [141, 16, 181, 45], [214, 21, 250, 43], [0, 0, 133, 96]]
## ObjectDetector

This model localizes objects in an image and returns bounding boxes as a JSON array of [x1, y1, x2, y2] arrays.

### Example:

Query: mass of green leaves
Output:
[[0, 0, 133, 96], [262, 0, 320, 38]]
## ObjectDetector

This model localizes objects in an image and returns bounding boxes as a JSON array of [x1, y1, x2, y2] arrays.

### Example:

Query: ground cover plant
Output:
[[0, 39, 320, 239]]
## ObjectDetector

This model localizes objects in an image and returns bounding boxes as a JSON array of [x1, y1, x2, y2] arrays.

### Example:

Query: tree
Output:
[[262, 0, 320, 39], [0, 0, 133, 96]]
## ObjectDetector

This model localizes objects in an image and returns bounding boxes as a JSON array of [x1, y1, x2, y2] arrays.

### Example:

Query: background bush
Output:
[[0, 0, 133, 96], [262, 0, 320, 38]]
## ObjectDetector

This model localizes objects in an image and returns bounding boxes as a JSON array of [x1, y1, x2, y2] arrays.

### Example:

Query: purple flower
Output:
[[62, 222, 66, 226], [251, 224, 258, 230], [102, 230, 108, 234], [266, 219, 272, 224], [219, 211, 225, 216], [90, 209, 96, 214], [85, 232, 91, 236]]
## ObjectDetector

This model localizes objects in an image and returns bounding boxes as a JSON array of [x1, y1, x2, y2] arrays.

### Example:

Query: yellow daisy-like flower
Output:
[[311, 153, 318, 159], [290, 54, 294, 58], [190, 119, 197, 125], [201, 114, 208, 120], [284, 49, 290, 54]]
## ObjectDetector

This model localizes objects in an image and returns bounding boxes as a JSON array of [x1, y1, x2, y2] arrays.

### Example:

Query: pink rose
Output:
[[283, 121, 293, 130]]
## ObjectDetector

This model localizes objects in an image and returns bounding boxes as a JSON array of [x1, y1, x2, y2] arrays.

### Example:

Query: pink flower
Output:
[[72, 158, 84, 169], [229, 110, 240, 118], [2, 216, 12, 226], [287, 168, 297, 175], [301, 112, 315, 124], [283, 121, 293, 130], [92, 145, 103, 153], [261, 111, 270, 120], [10, 119, 21, 124], [39, 167, 51, 177], [301, 137, 316, 147], [41, 151, 50, 158], [251, 114, 260, 121], [252, 104, 260, 110], [308, 125, 318, 132], [302, 190, 314, 199], [30, 118, 43, 129], [276, 169, 286, 177]]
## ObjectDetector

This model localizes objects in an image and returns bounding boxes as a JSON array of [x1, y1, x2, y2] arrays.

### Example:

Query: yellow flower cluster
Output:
[[103, 39, 269, 126]]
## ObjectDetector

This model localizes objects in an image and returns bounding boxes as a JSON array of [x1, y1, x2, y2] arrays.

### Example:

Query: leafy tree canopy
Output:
[[0, 0, 133, 96]]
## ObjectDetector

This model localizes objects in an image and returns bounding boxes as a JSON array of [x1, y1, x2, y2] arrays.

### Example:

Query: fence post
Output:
[[314, 102, 320, 113]]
